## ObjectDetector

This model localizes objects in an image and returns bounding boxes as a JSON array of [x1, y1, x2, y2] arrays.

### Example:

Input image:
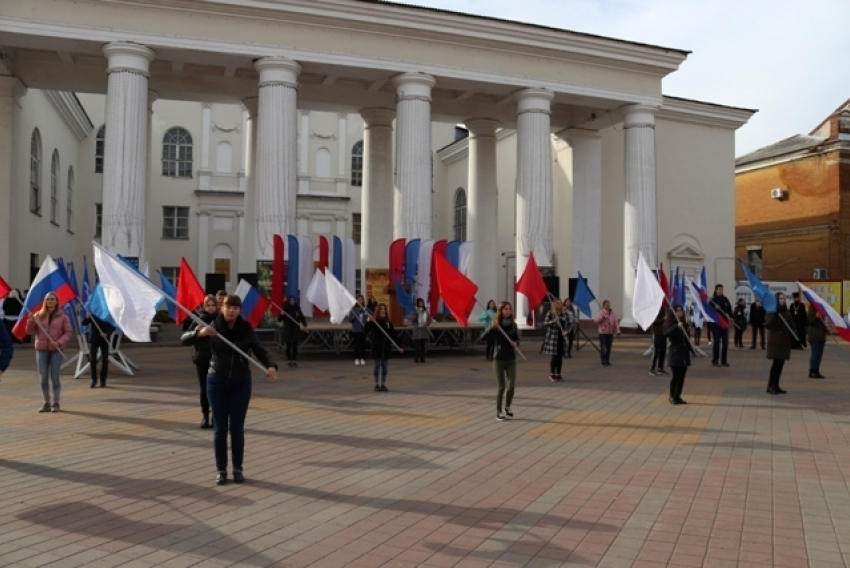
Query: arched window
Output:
[[50, 150, 60, 224], [30, 129, 42, 214], [95, 125, 105, 173], [351, 140, 363, 186], [67, 167, 75, 233], [162, 127, 193, 178], [453, 188, 467, 241]]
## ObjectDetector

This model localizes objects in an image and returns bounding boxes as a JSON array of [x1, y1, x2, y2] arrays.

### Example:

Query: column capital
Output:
[[360, 107, 396, 127], [254, 56, 300, 86], [464, 118, 500, 138], [392, 72, 436, 101], [102, 42, 155, 75], [514, 88, 554, 113], [621, 103, 658, 127], [242, 96, 258, 118]]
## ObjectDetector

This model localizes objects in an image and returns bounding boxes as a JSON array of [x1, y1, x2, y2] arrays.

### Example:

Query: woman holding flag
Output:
[[181, 294, 219, 428], [542, 298, 567, 382], [191, 294, 277, 485], [348, 294, 369, 366], [408, 298, 432, 363], [26, 292, 73, 413], [279, 296, 307, 368], [807, 303, 827, 379], [765, 292, 793, 395], [665, 304, 696, 404], [366, 303, 402, 391], [493, 301, 519, 421]]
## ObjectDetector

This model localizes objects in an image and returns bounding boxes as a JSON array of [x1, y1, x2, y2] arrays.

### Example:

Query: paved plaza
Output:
[[0, 334, 849, 568]]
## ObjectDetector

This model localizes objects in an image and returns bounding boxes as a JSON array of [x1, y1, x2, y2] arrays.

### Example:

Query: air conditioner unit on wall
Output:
[[770, 188, 787, 200], [812, 268, 828, 279]]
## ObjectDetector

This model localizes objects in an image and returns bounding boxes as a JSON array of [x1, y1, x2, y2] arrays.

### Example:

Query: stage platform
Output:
[[277, 321, 486, 353]]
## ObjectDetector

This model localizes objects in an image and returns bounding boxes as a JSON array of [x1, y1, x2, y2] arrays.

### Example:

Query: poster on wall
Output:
[[844, 281, 850, 315], [734, 281, 797, 305], [799, 281, 843, 313], [254, 260, 275, 328], [365, 268, 390, 315]]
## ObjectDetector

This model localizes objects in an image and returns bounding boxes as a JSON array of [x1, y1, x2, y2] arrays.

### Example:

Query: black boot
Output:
[[200, 413, 212, 429]]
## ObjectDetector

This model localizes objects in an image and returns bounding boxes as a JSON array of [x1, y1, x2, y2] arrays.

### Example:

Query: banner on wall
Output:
[[365, 268, 390, 315], [799, 281, 842, 314], [734, 280, 797, 305], [844, 281, 850, 315]]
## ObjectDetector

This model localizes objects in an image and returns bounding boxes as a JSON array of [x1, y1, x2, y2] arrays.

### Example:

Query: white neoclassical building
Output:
[[0, 0, 754, 327]]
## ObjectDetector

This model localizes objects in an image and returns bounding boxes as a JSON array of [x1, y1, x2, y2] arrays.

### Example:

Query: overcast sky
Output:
[[403, 0, 850, 156]]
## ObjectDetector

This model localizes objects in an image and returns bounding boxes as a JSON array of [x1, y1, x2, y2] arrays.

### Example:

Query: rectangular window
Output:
[[95, 140, 104, 173], [747, 249, 763, 278], [352, 213, 361, 245], [30, 253, 39, 283], [163, 206, 190, 239], [94, 203, 102, 238], [355, 269, 361, 296], [160, 266, 180, 286]]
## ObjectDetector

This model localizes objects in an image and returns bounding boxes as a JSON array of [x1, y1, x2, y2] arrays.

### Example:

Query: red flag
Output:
[[657, 263, 670, 303], [429, 239, 447, 317], [176, 258, 206, 325], [389, 238, 406, 286], [314, 236, 330, 317], [514, 253, 548, 311], [0, 275, 10, 300], [272, 235, 284, 317], [433, 253, 478, 327]]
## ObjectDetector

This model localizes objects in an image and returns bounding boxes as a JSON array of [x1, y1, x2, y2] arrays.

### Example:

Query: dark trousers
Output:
[[712, 327, 729, 364], [733, 327, 745, 348], [693, 326, 701, 345], [651, 334, 666, 370], [372, 359, 388, 383], [565, 330, 574, 356], [768, 359, 785, 390], [599, 334, 613, 364], [485, 332, 495, 360], [207, 374, 252, 472], [670, 366, 687, 399], [286, 341, 299, 361], [751, 325, 765, 348], [809, 341, 825, 372], [414, 339, 428, 361], [549, 337, 564, 374], [352, 332, 366, 359], [89, 337, 109, 382], [194, 361, 211, 416], [494, 359, 516, 413]]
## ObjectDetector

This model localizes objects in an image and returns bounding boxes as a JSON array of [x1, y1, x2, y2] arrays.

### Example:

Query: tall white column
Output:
[[238, 97, 258, 273], [0, 76, 22, 279], [197, 209, 210, 276], [514, 88, 554, 325], [465, 118, 500, 306], [392, 73, 435, 239], [253, 56, 300, 260], [101, 42, 155, 259], [199, 102, 212, 190], [360, 107, 395, 269], [621, 103, 658, 328], [565, 129, 602, 292]]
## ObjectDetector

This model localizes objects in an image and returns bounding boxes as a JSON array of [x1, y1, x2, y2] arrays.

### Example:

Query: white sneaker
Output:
[[354, 359, 359, 366], [359, 359, 365, 366]]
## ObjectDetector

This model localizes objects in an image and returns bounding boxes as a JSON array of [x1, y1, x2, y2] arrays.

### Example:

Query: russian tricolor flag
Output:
[[234, 279, 271, 329], [12, 256, 78, 339], [798, 282, 850, 343]]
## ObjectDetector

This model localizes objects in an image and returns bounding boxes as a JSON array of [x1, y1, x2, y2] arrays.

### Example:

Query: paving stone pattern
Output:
[[1, 337, 849, 567]]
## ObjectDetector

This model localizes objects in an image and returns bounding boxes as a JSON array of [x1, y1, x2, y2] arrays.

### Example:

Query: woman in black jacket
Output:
[[278, 296, 307, 368], [366, 303, 402, 392], [766, 292, 793, 395], [492, 301, 519, 421], [180, 294, 219, 428], [665, 304, 696, 405], [186, 295, 277, 485]]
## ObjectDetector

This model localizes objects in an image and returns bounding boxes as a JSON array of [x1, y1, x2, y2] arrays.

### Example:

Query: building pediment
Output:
[[667, 243, 704, 260]]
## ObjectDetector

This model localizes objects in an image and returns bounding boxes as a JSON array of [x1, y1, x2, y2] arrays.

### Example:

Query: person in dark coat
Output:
[[493, 301, 520, 421], [807, 304, 827, 379], [732, 298, 748, 348], [749, 297, 766, 349], [2, 290, 23, 344], [348, 294, 370, 366], [366, 303, 402, 391], [766, 292, 793, 395], [278, 296, 307, 367], [710, 284, 733, 367], [541, 299, 567, 382], [789, 292, 808, 349], [0, 317, 13, 379], [407, 297, 432, 363], [187, 294, 277, 485], [665, 304, 696, 405], [649, 306, 668, 376], [82, 312, 116, 388], [180, 294, 218, 428]]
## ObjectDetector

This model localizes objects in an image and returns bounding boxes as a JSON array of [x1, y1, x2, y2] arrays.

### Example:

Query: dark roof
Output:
[[361, 0, 690, 56], [736, 135, 826, 167]]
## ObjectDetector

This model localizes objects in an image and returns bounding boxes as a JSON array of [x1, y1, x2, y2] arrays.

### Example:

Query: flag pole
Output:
[[93, 243, 271, 374], [21, 306, 66, 358], [270, 301, 307, 328], [365, 314, 404, 353], [475, 299, 527, 361]]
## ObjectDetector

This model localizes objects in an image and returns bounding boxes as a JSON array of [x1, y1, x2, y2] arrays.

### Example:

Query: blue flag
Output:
[[741, 260, 777, 314], [573, 272, 596, 318], [404, 239, 421, 288], [393, 277, 414, 316], [677, 270, 686, 307], [84, 283, 121, 331], [699, 266, 707, 290], [332, 236, 343, 282], [81, 256, 91, 321], [157, 271, 178, 321]]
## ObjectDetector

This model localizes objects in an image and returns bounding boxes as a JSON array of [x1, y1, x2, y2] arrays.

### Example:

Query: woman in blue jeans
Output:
[[188, 295, 277, 485], [26, 292, 73, 413], [366, 303, 402, 391]]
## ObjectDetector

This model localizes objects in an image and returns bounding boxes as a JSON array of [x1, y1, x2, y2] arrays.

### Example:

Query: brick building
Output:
[[735, 99, 850, 281]]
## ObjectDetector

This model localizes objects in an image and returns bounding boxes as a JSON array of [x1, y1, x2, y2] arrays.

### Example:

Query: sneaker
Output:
[[51, 403, 60, 413], [549, 374, 557, 382], [649, 369, 657, 376], [556, 374, 563, 381], [496, 413, 507, 422], [287, 361, 294, 367], [354, 360, 359, 366], [374, 384, 380, 392], [232, 469, 245, 484], [38, 402, 51, 413], [504, 408, 513, 418], [360, 359, 365, 366], [380, 384, 388, 392], [216, 471, 228, 485]]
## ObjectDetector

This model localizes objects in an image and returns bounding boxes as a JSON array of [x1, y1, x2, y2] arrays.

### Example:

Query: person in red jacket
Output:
[[26, 292, 73, 413]]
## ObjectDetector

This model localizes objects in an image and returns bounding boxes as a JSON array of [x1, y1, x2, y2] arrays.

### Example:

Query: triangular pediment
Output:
[[668, 243, 704, 260]]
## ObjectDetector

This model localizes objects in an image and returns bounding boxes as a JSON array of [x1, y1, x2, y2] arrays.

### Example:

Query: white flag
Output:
[[325, 270, 357, 325], [92, 243, 164, 342], [306, 269, 329, 313], [415, 240, 434, 303], [632, 252, 665, 331]]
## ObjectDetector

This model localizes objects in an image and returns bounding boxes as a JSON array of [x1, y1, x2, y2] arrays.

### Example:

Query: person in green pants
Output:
[[492, 301, 519, 422]]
